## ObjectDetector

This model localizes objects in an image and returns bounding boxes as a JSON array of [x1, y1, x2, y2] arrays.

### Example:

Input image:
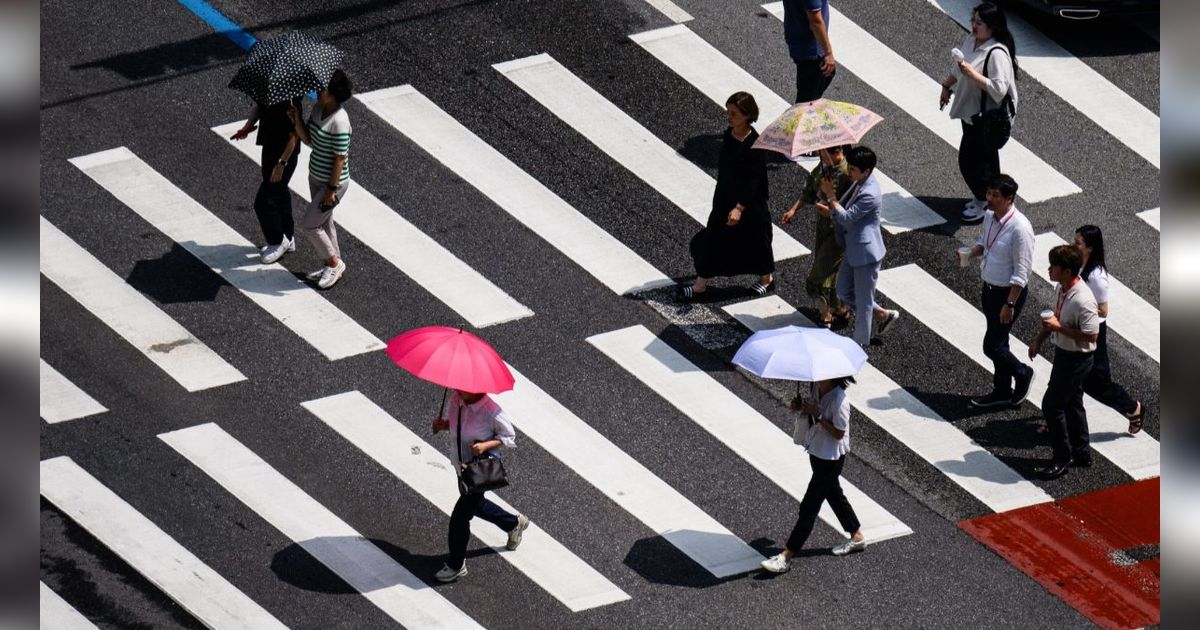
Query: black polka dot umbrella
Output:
[[228, 31, 344, 106]]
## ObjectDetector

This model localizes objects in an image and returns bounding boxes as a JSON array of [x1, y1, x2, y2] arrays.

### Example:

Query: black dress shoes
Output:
[[1010, 367, 1034, 406], [1038, 462, 1071, 480], [969, 391, 1013, 408]]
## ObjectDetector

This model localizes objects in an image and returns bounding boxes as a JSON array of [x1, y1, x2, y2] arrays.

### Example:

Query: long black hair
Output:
[[1075, 224, 1107, 280], [829, 375, 856, 390], [974, 2, 1020, 79]]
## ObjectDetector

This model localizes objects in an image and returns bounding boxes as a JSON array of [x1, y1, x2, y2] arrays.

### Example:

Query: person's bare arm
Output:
[[806, 9, 836, 76]]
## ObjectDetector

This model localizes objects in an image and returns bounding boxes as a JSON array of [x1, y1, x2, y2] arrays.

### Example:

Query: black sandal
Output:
[[678, 284, 707, 302], [749, 281, 776, 297], [1126, 402, 1144, 434]]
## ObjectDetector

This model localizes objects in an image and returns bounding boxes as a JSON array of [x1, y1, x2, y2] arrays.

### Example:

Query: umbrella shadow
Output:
[[623, 533, 779, 588], [126, 242, 225, 304], [165, 240, 319, 298], [677, 133, 724, 170], [270, 536, 494, 594]]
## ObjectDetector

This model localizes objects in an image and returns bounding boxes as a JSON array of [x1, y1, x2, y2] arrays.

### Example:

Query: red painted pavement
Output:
[[959, 478, 1159, 629]]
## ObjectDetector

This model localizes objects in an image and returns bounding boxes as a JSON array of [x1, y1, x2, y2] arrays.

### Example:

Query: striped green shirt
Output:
[[307, 107, 352, 183]]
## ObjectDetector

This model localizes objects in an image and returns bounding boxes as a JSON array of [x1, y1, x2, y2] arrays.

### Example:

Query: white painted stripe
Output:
[[40, 217, 245, 392], [1138, 208, 1160, 231], [494, 364, 765, 577], [356, 85, 674, 295], [302, 391, 630, 612], [69, 148, 384, 361], [40, 582, 98, 630], [494, 53, 809, 261], [40, 457, 288, 629], [762, 3, 1081, 204], [588, 325, 912, 542], [630, 24, 946, 233], [1033, 232, 1159, 362], [722, 296, 1053, 513], [644, 0, 693, 22], [40, 359, 107, 423], [213, 123, 533, 328], [158, 423, 482, 629], [877, 264, 1159, 479], [927, 0, 1160, 168]]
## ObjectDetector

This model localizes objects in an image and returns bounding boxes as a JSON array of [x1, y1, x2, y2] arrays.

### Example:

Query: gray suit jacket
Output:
[[832, 173, 886, 266]]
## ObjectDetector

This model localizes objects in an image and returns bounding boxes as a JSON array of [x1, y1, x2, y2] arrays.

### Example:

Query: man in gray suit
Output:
[[818, 146, 900, 347]]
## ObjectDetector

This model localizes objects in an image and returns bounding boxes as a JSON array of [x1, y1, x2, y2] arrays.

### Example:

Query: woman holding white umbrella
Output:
[[731, 325, 867, 573]]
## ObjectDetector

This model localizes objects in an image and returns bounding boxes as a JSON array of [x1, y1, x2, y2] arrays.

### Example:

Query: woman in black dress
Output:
[[680, 92, 775, 300]]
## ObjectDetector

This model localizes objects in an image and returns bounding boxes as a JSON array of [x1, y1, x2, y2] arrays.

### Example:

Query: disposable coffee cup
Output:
[[1040, 309, 1054, 321], [957, 246, 972, 267]]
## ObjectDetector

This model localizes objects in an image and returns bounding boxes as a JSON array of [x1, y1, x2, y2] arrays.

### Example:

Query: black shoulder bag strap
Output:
[[455, 405, 465, 472], [979, 47, 1016, 119]]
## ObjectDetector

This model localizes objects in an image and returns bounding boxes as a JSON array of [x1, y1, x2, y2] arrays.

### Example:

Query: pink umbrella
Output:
[[753, 98, 884, 160], [387, 326, 515, 394]]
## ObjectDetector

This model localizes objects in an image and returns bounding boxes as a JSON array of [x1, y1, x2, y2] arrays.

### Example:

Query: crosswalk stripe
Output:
[[213, 123, 534, 328], [1138, 208, 1160, 231], [587, 325, 913, 542], [158, 423, 483, 629], [69, 148, 384, 361], [629, 24, 947, 234], [301, 391, 631, 612], [40, 456, 289, 629], [494, 364, 766, 578], [494, 53, 810, 261], [40, 216, 246, 392], [40, 359, 107, 423], [877, 264, 1159, 479], [643, 0, 693, 22], [40, 582, 99, 630], [925, 0, 1160, 168], [1033, 232, 1159, 362], [722, 296, 1053, 513], [761, 2, 1082, 204], [356, 85, 675, 295]]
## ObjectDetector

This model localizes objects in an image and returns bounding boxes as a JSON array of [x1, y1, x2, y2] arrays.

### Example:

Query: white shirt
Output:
[[443, 392, 516, 464], [803, 382, 850, 461], [1083, 266, 1110, 324], [948, 35, 1018, 122], [975, 206, 1034, 288]]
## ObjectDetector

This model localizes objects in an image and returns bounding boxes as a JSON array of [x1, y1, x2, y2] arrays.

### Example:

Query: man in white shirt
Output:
[[1027, 245, 1100, 480], [961, 174, 1035, 408]]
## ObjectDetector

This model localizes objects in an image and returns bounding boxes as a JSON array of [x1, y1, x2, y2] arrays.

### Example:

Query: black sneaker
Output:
[[969, 391, 1012, 408], [1010, 367, 1034, 407]]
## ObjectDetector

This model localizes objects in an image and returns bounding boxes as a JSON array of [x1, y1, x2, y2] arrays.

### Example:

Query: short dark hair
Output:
[[1048, 244, 1082, 277], [829, 375, 856, 390], [725, 91, 759, 123], [845, 146, 877, 173], [986, 174, 1018, 199], [327, 69, 353, 104]]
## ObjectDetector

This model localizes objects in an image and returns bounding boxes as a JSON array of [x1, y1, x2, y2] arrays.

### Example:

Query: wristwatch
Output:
[[1005, 301, 1016, 309]]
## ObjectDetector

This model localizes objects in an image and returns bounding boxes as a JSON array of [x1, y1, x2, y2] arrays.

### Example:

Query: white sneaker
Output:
[[305, 268, 324, 281], [316, 260, 346, 289], [260, 236, 293, 264], [960, 199, 984, 223], [506, 515, 530, 551], [760, 553, 791, 573], [875, 309, 900, 336], [435, 563, 467, 583], [831, 538, 866, 556]]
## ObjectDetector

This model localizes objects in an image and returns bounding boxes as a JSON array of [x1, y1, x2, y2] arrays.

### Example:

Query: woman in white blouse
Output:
[[1074, 225, 1145, 433], [938, 2, 1019, 224], [761, 376, 865, 573]]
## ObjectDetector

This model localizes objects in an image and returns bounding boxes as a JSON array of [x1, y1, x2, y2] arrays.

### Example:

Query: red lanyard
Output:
[[984, 209, 1016, 252], [1055, 276, 1080, 319]]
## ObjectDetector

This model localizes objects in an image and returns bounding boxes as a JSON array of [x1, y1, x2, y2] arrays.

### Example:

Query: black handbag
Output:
[[969, 47, 1016, 149], [455, 407, 509, 495]]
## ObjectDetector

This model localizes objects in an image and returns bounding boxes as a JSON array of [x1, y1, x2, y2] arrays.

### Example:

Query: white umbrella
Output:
[[731, 325, 867, 381]]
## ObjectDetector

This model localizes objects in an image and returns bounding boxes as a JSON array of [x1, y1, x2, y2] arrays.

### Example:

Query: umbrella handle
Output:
[[436, 387, 449, 424]]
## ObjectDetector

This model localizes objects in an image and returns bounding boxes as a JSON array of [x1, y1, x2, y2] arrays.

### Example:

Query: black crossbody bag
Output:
[[456, 406, 509, 495], [970, 47, 1016, 149]]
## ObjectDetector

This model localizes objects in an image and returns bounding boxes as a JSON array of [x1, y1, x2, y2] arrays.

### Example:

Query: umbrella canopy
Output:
[[731, 325, 867, 381], [228, 31, 343, 106], [386, 326, 515, 394], [752, 99, 884, 160]]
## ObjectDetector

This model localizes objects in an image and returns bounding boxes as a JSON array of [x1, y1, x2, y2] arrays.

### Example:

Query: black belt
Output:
[[983, 282, 1010, 291]]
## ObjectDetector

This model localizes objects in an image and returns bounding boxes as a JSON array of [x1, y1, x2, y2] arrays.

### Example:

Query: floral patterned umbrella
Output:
[[752, 99, 884, 160]]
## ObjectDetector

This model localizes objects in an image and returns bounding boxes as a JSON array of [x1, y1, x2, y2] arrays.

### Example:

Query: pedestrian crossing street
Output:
[[41, 0, 1159, 625]]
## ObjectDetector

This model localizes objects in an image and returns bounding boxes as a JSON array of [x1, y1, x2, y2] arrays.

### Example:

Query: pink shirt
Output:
[[442, 392, 517, 464]]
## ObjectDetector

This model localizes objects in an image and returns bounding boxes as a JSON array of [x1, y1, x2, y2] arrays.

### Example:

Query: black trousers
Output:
[[1083, 322, 1138, 415], [794, 57, 835, 103], [958, 121, 1001, 201], [1042, 348, 1094, 463], [447, 491, 518, 570], [785, 455, 860, 552], [981, 283, 1029, 395], [254, 142, 299, 246]]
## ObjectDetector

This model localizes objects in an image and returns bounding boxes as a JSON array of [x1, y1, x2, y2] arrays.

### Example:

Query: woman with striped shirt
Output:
[[289, 69, 353, 289]]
